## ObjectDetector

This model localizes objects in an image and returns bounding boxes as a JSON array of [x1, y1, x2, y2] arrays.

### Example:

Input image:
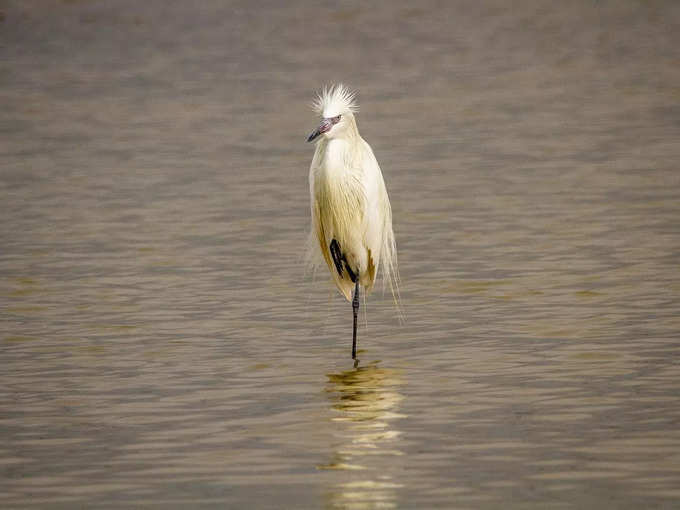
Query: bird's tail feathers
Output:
[[304, 231, 322, 273], [380, 227, 405, 323]]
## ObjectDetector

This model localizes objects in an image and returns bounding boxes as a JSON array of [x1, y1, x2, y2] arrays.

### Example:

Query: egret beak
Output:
[[306, 118, 333, 142]]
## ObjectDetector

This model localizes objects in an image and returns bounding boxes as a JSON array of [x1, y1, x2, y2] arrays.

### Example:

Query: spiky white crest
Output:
[[312, 83, 358, 118]]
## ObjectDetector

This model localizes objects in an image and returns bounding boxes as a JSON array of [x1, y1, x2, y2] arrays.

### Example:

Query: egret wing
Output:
[[360, 140, 399, 301]]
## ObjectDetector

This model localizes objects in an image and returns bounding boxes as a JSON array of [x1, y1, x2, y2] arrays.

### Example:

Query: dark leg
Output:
[[352, 279, 359, 359]]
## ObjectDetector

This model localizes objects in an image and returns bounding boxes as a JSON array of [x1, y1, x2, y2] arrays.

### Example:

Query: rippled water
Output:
[[2, 1, 680, 508]]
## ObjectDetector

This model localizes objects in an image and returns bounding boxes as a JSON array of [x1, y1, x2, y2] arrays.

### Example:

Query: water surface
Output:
[[2, 1, 680, 508]]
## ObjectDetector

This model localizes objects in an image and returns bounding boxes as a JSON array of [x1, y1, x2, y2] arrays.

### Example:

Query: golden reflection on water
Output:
[[320, 361, 406, 509], [3, 1, 680, 507]]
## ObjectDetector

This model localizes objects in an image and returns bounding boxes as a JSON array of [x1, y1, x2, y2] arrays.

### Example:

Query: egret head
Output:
[[307, 84, 358, 143]]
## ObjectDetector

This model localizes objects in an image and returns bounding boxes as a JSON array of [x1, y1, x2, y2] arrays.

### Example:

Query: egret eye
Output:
[[332, 115, 341, 124]]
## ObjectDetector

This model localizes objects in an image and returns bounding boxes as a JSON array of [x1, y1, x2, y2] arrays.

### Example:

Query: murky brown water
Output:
[[2, 1, 680, 508]]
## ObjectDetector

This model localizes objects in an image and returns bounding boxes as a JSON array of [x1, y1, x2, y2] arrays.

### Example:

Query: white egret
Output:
[[306, 84, 399, 359]]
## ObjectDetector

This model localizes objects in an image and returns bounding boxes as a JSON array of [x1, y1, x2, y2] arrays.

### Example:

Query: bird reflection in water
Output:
[[319, 360, 405, 509]]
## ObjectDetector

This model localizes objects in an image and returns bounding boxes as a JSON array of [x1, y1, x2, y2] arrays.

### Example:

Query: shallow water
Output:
[[2, 1, 680, 508]]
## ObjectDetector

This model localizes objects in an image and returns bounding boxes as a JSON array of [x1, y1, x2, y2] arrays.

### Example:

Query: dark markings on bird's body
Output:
[[330, 239, 358, 283], [330, 239, 343, 276], [344, 261, 357, 283]]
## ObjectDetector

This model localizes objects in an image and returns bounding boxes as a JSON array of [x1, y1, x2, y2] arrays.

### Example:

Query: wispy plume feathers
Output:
[[312, 83, 359, 116]]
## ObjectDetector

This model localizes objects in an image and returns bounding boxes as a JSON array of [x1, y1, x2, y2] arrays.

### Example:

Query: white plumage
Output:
[[306, 84, 399, 357]]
